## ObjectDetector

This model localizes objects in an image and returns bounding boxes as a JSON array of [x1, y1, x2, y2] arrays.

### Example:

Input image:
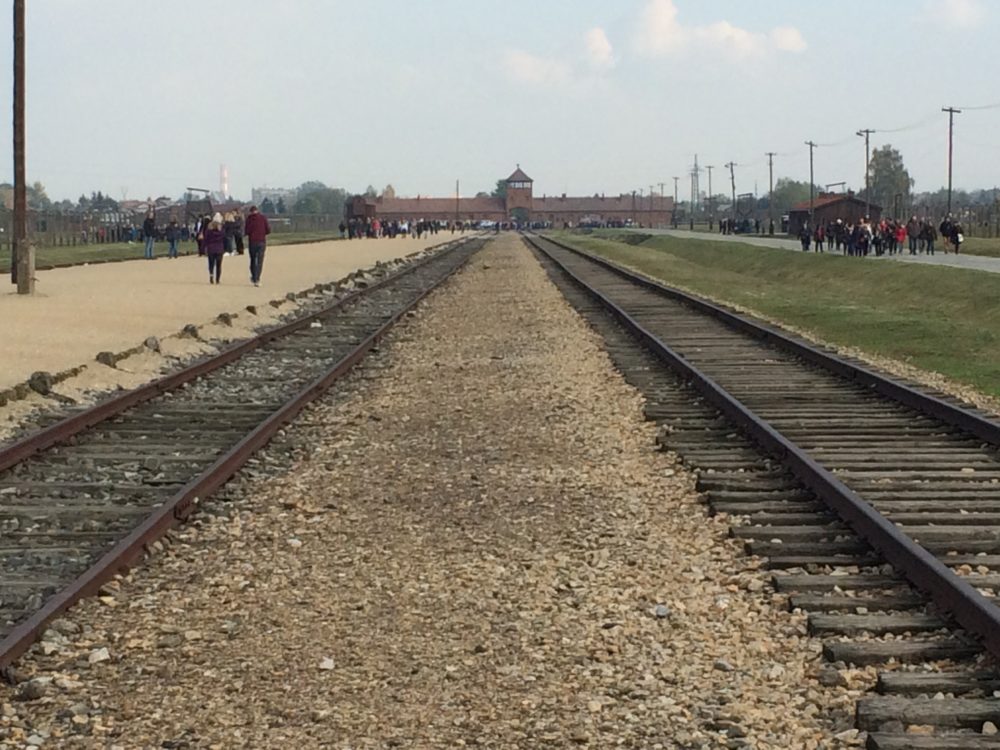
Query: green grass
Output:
[[959, 236, 1000, 258], [549, 229, 1000, 399], [0, 232, 345, 273]]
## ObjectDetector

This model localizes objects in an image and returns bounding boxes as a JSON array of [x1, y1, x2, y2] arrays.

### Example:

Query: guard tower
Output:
[[505, 165, 533, 221]]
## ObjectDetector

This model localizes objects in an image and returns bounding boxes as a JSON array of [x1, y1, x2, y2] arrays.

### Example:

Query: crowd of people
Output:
[[338, 217, 458, 240], [798, 215, 965, 257], [187, 207, 271, 285], [129, 207, 272, 285]]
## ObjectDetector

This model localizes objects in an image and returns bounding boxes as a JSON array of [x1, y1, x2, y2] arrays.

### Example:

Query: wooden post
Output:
[[13, 0, 33, 293]]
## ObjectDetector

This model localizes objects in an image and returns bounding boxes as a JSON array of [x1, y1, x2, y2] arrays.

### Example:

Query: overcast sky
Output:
[[1, 0, 998, 203]]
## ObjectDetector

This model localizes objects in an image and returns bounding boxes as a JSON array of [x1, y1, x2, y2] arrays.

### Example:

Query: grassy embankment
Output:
[[0, 231, 345, 273], [549, 230, 1000, 399]]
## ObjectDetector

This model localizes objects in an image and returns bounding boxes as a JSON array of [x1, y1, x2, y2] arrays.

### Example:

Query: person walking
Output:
[[906, 216, 920, 255], [798, 223, 812, 251], [244, 205, 271, 287], [232, 208, 245, 255], [951, 221, 964, 254], [203, 215, 226, 284], [223, 211, 238, 256], [142, 211, 156, 259], [925, 222, 937, 255], [165, 219, 181, 258]]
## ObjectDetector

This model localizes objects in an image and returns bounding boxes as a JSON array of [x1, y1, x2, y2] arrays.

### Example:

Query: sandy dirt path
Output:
[[0, 235, 458, 392]]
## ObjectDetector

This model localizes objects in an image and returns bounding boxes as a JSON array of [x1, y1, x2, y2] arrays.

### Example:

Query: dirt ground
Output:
[[0, 235, 456, 393]]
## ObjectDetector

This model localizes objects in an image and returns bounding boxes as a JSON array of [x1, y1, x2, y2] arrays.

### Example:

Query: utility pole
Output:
[[649, 184, 654, 222], [942, 106, 961, 216], [805, 141, 817, 227], [725, 162, 736, 222], [672, 176, 679, 210], [455, 179, 459, 226], [856, 128, 873, 219], [705, 166, 714, 226], [690, 154, 701, 218], [12, 0, 33, 292], [765, 152, 776, 227]]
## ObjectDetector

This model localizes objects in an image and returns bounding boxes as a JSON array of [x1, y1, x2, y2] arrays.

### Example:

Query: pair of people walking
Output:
[[197, 207, 270, 285]]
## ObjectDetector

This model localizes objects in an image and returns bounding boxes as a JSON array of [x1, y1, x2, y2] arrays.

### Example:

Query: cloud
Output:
[[503, 49, 573, 86], [634, 0, 807, 58], [922, 0, 986, 28], [585, 27, 615, 69], [770, 26, 808, 53], [504, 29, 615, 87]]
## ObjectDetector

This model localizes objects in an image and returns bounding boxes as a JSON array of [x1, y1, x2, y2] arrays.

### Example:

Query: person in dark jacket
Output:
[[203, 215, 226, 284], [951, 221, 964, 254], [233, 209, 245, 255], [195, 214, 209, 256], [244, 205, 271, 286], [142, 211, 156, 259], [165, 219, 181, 258]]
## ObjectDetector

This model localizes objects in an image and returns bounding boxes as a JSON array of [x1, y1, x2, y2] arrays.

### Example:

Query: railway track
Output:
[[528, 232, 1000, 749], [0, 235, 485, 672]]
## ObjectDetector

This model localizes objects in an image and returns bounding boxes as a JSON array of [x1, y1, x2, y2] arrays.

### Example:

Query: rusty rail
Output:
[[0, 237, 479, 671], [528, 232, 1000, 660]]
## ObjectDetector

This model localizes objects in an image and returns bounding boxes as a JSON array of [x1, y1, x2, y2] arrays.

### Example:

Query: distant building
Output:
[[787, 192, 882, 236], [348, 166, 674, 227]]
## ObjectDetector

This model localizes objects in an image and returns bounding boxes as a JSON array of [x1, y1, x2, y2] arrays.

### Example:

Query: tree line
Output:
[[0, 180, 376, 217]]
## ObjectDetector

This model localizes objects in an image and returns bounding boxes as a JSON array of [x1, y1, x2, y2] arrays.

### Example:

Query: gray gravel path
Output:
[[0, 235, 861, 749]]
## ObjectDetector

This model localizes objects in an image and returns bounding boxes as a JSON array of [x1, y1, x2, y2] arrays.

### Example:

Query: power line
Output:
[[814, 135, 855, 148], [870, 112, 940, 134], [955, 101, 1000, 111]]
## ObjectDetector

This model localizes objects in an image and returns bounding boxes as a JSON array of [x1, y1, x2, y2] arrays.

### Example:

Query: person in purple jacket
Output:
[[202, 214, 226, 284]]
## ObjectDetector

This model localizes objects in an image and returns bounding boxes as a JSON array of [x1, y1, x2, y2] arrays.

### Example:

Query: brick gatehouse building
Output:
[[348, 167, 674, 227]]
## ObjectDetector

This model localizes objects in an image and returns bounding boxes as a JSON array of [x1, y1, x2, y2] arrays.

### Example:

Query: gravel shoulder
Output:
[[0, 234, 860, 749]]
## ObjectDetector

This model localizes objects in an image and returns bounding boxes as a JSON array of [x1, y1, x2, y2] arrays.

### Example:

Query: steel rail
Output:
[[535, 233, 1000, 447], [527, 233, 1000, 659], [0, 237, 481, 671]]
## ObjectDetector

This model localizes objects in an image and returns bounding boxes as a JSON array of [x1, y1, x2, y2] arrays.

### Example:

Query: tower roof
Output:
[[506, 165, 532, 183]]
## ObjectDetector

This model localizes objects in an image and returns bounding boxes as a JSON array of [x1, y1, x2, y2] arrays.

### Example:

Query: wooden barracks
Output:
[[348, 167, 674, 227]]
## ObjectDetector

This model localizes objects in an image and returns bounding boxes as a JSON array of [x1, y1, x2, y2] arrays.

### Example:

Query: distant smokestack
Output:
[[220, 164, 229, 197]]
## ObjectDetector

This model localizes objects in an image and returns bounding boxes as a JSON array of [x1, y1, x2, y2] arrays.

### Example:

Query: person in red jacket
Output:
[[244, 205, 271, 286]]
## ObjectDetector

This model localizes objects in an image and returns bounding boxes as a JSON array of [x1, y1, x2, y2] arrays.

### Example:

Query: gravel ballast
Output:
[[0, 234, 860, 748]]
